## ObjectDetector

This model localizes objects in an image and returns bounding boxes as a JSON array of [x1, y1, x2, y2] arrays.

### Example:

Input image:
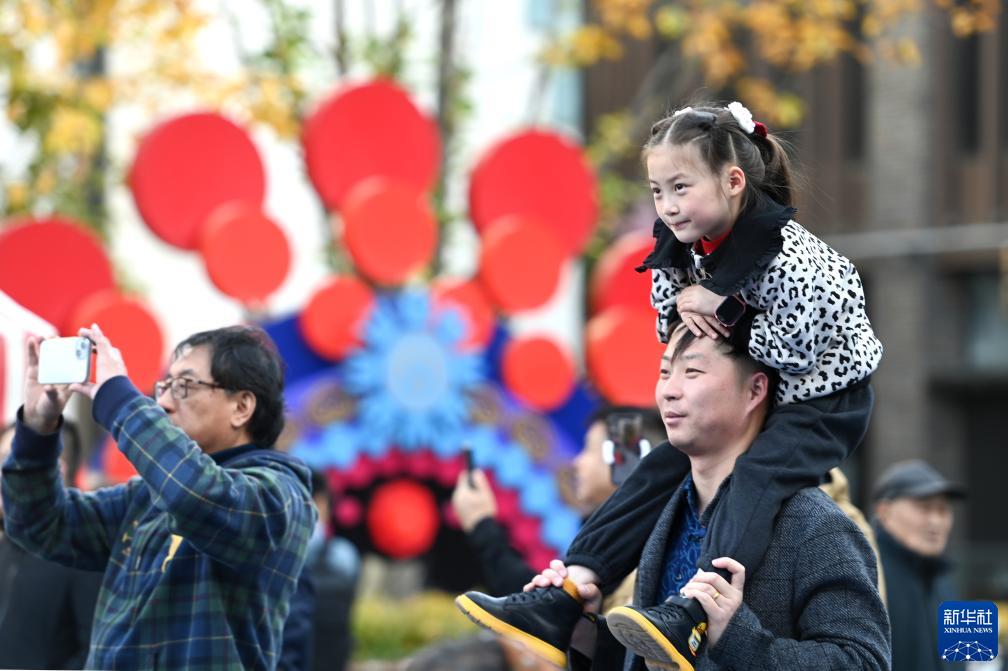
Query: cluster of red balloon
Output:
[[586, 233, 667, 407], [129, 112, 290, 306], [295, 80, 594, 415], [465, 130, 600, 411], [0, 218, 165, 393], [298, 80, 442, 363]]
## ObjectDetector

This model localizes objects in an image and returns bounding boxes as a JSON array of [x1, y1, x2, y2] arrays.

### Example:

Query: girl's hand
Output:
[[679, 311, 730, 339], [676, 285, 724, 318], [523, 559, 602, 612]]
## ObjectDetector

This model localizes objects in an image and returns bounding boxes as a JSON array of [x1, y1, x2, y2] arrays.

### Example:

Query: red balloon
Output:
[[585, 306, 666, 407], [0, 218, 115, 332], [200, 202, 291, 303], [478, 215, 566, 314], [67, 290, 166, 394], [431, 278, 495, 350], [590, 231, 654, 314], [341, 178, 437, 285], [299, 276, 374, 361], [501, 336, 575, 410], [129, 113, 265, 250], [469, 130, 598, 255], [367, 479, 439, 559], [302, 80, 441, 210]]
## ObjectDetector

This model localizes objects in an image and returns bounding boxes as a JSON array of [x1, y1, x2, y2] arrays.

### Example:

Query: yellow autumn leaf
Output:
[[950, 9, 975, 36], [571, 26, 624, 65], [82, 79, 114, 110], [655, 5, 689, 39], [44, 107, 102, 155], [861, 14, 882, 38], [19, 0, 50, 36], [5, 182, 29, 210], [895, 38, 921, 65], [34, 168, 56, 196]]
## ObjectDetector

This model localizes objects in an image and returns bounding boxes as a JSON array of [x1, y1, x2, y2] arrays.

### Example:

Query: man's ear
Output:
[[874, 499, 890, 523], [231, 390, 257, 431], [746, 370, 770, 409]]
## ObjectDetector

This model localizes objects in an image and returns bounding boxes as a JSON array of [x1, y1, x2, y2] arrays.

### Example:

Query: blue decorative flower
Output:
[[343, 289, 485, 453]]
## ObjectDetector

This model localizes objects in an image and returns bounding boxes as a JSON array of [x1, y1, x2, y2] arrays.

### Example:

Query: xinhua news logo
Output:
[[938, 601, 998, 663]]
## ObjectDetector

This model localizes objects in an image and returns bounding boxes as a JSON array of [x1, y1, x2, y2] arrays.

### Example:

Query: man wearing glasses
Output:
[[1, 323, 315, 671]]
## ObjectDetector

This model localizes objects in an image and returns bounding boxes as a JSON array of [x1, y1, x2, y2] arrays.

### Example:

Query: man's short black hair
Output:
[[174, 326, 286, 448], [667, 320, 780, 397]]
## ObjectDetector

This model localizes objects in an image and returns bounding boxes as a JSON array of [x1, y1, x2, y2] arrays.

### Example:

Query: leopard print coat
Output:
[[640, 200, 883, 405]]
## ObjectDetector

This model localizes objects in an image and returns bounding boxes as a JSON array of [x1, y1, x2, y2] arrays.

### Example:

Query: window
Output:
[[956, 33, 980, 155], [964, 272, 1008, 370]]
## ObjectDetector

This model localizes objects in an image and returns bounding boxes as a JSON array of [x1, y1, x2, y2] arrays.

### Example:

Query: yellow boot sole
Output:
[[454, 594, 567, 668], [606, 605, 701, 671]]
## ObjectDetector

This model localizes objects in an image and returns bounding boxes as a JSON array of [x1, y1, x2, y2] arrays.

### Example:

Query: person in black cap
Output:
[[873, 459, 965, 671]]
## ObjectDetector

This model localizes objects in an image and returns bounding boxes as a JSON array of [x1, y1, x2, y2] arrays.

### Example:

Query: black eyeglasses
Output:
[[154, 377, 228, 400]]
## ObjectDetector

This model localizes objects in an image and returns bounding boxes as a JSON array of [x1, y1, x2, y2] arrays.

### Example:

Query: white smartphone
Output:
[[37, 337, 94, 385]]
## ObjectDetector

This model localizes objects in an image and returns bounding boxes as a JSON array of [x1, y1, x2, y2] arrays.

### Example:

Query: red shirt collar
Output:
[[697, 228, 731, 255]]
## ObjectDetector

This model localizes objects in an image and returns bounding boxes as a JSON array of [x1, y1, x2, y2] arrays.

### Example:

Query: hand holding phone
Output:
[[22, 336, 75, 435], [70, 323, 129, 399], [604, 413, 652, 486], [38, 337, 94, 385]]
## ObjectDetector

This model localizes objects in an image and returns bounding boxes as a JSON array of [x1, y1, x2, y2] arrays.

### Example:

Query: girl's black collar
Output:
[[636, 199, 796, 297]]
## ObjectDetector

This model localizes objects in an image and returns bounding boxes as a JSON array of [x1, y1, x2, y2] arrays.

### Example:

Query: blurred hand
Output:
[[69, 323, 128, 400], [451, 468, 497, 532], [22, 335, 73, 434]]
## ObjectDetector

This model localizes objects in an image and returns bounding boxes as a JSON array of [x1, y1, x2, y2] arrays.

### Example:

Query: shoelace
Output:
[[649, 601, 689, 626], [506, 587, 554, 604]]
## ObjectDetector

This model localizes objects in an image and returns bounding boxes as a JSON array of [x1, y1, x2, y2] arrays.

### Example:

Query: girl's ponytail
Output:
[[751, 132, 794, 207]]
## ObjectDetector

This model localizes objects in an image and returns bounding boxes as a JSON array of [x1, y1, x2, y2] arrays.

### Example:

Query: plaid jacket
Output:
[[1, 376, 315, 671]]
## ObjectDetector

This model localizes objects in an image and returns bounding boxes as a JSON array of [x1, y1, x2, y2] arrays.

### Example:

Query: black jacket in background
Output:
[[874, 521, 956, 671], [465, 517, 536, 596], [0, 532, 102, 669]]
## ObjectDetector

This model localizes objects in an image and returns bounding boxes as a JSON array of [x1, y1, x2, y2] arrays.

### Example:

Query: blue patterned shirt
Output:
[[657, 476, 707, 601]]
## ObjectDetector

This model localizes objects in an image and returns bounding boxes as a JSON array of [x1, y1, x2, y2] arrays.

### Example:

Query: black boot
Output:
[[606, 595, 708, 671], [455, 580, 584, 668]]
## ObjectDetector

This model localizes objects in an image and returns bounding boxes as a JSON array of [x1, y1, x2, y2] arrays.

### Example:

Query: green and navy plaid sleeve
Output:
[[92, 376, 314, 569], [2, 408, 139, 571]]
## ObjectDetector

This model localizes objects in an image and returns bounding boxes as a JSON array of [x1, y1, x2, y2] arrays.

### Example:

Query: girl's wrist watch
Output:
[[715, 294, 747, 327]]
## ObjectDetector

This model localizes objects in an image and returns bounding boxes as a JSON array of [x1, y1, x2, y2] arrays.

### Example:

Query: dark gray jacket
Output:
[[624, 484, 891, 670], [873, 522, 954, 671]]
